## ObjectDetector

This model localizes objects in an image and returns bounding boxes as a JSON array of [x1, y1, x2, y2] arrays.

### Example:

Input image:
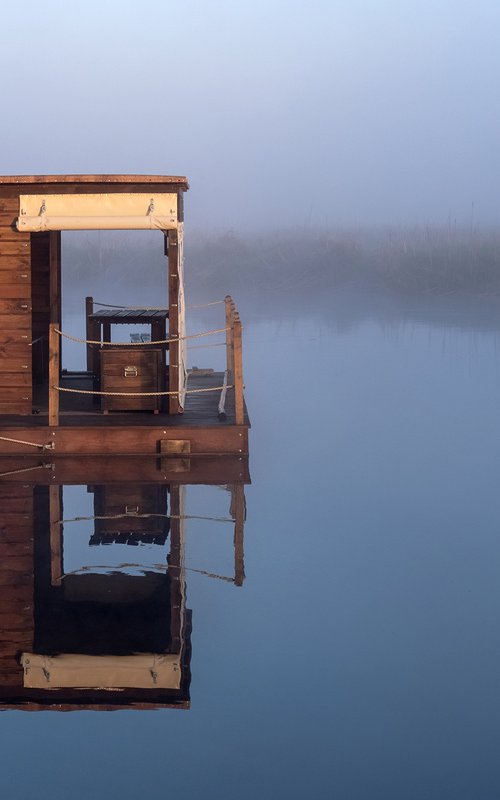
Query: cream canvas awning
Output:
[[16, 192, 178, 231], [21, 652, 181, 690]]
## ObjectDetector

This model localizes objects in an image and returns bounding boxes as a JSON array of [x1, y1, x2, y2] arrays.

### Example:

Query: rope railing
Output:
[[0, 462, 53, 479], [186, 300, 225, 310], [47, 295, 244, 427], [92, 299, 224, 311], [53, 383, 232, 398], [61, 563, 235, 583], [188, 341, 226, 349], [0, 435, 54, 451], [55, 326, 229, 347], [92, 301, 167, 310], [60, 513, 236, 524]]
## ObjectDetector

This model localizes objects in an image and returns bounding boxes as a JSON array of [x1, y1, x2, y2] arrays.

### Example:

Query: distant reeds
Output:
[[62, 225, 500, 300]]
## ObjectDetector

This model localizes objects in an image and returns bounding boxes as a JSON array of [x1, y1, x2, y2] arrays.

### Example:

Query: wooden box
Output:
[[90, 485, 169, 545], [100, 347, 163, 413]]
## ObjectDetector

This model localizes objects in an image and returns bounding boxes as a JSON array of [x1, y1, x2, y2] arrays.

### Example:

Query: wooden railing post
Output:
[[225, 295, 234, 380], [168, 228, 181, 415], [168, 484, 185, 654], [49, 323, 59, 427], [49, 485, 62, 586], [231, 484, 246, 587], [233, 313, 244, 425]]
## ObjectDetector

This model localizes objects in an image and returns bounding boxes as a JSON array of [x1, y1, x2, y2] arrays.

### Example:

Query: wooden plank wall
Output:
[[31, 233, 50, 384], [0, 484, 34, 688], [0, 197, 32, 414]]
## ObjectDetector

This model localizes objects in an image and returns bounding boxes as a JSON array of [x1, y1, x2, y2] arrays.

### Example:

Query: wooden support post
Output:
[[168, 228, 180, 415], [49, 231, 61, 325], [49, 485, 62, 587], [49, 234, 61, 423], [49, 323, 60, 426], [233, 313, 244, 425], [225, 295, 234, 380], [231, 484, 246, 587], [169, 484, 184, 653]]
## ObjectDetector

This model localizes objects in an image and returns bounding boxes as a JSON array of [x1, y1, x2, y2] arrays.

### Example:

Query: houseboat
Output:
[[0, 175, 249, 458]]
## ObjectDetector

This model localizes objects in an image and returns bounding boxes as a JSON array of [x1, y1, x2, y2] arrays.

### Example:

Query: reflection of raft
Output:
[[0, 455, 249, 710], [0, 174, 249, 457]]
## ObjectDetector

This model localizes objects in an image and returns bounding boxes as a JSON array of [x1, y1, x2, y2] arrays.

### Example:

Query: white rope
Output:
[[93, 302, 167, 311], [55, 326, 230, 347], [184, 566, 234, 582], [0, 435, 54, 451], [54, 384, 231, 397], [62, 563, 234, 583], [60, 513, 235, 524], [188, 342, 226, 350], [186, 300, 225, 309], [92, 300, 224, 311], [0, 462, 53, 478]]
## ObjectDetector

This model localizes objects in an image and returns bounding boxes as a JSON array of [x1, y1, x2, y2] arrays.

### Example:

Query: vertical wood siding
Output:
[[0, 198, 32, 414]]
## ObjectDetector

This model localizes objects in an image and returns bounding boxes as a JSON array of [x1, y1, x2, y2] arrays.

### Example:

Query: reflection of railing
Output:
[[223, 295, 244, 425], [50, 482, 246, 588]]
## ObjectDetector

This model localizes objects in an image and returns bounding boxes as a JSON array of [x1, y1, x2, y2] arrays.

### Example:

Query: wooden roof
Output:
[[0, 174, 189, 189]]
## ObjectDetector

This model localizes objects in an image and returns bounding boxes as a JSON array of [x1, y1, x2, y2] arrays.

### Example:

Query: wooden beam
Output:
[[0, 175, 189, 186], [49, 231, 61, 325], [48, 323, 59, 426], [233, 313, 244, 425], [225, 296, 234, 380], [169, 484, 184, 654], [168, 228, 180, 415], [49, 485, 62, 587], [231, 484, 246, 587], [0, 424, 249, 456]]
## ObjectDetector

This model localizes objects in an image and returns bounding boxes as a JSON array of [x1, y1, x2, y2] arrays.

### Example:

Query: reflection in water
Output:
[[3, 308, 500, 796], [0, 456, 249, 711]]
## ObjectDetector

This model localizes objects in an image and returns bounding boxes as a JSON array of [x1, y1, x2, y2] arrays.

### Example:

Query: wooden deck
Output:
[[0, 370, 250, 457]]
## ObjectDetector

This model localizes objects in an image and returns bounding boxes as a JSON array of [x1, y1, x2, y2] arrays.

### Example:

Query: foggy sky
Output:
[[2, 0, 500, 229]]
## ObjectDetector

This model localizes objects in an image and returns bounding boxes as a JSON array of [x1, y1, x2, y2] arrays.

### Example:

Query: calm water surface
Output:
[[3, 297, 500, 799]]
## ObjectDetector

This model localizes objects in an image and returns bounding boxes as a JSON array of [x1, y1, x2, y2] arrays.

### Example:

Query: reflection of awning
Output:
[[16, 192, 178, 231], [21, 653, 181, 689]]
